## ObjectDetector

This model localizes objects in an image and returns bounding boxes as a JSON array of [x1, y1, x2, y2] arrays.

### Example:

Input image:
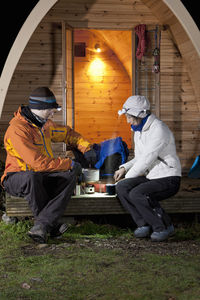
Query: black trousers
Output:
[[3, 170, 76, 231], [116, 176, 181, 232]]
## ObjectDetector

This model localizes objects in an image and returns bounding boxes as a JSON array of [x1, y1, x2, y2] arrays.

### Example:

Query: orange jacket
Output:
[[1, 107, 92, 183]]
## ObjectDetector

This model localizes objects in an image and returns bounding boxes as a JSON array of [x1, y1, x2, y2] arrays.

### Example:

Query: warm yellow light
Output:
[[88, 58, 104, 77]]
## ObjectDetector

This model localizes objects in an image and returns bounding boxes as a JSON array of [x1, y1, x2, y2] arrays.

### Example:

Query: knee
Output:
[[115, 180, 127, 195], [128, 190, 147, 205], [60, 171, 77, 186]]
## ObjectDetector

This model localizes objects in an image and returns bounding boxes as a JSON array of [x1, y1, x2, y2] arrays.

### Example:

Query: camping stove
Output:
[[84, 184, 95, 194]]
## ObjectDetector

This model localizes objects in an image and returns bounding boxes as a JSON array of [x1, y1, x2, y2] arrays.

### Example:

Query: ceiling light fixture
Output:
[[94, 43, 101, 53]]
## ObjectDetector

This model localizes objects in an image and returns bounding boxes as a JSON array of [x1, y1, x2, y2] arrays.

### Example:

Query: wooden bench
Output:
[[5, 177, 200, 217]]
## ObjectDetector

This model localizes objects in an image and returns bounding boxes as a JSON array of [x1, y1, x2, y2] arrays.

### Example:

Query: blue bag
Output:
[[94, 137, 129, 178], [188, 155, 200, 178]]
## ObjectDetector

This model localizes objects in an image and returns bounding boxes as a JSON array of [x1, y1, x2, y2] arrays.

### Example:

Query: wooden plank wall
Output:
[[160, 29, 199, 171], [48, 0, 158, 28], [0, 21, 64, 157], [0, 0, 198, 172], [0, 21, 63, 132]]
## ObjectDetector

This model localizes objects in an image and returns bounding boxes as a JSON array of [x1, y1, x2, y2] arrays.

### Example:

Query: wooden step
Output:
[[5, 177, 200, 217]]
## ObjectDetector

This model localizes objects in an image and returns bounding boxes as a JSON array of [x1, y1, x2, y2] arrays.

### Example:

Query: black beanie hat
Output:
[[29, 87, 61, 110]]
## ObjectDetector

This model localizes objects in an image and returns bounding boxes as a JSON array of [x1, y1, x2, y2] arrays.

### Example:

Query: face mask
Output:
[[131, 114, 150, 132]]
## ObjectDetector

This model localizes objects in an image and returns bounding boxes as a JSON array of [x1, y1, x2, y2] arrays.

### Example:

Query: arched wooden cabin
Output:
[[1, 0, 200, 174]]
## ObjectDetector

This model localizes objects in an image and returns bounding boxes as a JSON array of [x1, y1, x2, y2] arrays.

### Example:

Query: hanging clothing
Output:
[[135, 24, 146, 60]]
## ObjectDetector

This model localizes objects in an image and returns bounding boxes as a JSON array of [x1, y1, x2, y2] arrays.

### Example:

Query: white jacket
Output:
[[120, 114, 182, 179]]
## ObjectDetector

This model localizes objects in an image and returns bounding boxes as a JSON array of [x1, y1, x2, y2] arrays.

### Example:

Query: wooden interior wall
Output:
[[74, 29, 132, 147], [0, 0, 198, 172]]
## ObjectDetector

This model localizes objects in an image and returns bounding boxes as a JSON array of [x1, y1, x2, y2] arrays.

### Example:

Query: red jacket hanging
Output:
[[135, 24, 146, 60]]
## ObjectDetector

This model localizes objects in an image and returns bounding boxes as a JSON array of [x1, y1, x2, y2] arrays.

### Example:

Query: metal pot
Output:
[[82, 168, 100, 183], [106, 183, 116, 195]]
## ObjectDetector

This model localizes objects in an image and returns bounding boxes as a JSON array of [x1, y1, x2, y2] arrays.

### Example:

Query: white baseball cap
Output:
[[118, 95, 150, 118]]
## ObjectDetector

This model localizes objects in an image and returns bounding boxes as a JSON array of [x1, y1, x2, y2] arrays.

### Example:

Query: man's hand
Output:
[[84, 149, 97, 167], [114, 167, 125, 182], [66, 150, 75, 160]]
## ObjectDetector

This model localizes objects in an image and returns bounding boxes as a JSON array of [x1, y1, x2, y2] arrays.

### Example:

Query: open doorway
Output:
[[73, 29, 132, 148]]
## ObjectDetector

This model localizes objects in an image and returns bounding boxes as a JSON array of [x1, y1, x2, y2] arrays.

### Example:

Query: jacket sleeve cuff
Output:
[[71, 160, 74, 169]]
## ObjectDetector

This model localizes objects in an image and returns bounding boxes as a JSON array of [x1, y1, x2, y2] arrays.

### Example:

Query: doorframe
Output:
[[132, 29, 136, 95], [63, 26, 136, 128], [62, 22, 74, 129], [62, 22, 67, 127]]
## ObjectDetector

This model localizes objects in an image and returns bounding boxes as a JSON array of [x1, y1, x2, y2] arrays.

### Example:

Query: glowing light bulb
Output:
[[95, 43, 101, 53]]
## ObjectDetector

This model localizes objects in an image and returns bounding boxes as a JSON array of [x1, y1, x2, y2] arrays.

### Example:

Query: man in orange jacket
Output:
[[1, 87, 96, 243]]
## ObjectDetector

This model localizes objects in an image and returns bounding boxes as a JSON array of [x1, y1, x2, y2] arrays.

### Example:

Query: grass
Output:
[[174, 223, 200, 241], [66, 219, 132, 238], [0, 219, 200, 299]]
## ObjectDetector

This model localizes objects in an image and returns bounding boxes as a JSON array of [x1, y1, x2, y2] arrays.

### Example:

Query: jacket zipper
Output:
[[39, 128, 51, 157]]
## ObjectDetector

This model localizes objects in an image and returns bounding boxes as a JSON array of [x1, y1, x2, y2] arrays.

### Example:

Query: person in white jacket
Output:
[[114, 95, 181, 242]]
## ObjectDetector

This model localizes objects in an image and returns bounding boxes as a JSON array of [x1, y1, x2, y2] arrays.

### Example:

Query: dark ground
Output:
[[2, 212, 200, 258], [20, 233, 200, 259]]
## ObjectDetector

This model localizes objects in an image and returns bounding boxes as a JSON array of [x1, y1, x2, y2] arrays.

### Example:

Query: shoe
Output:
[[134, 226, 151, 238], [151, 229, 170, 242], [28, 224, 48, 244], [166, 224, 175, 236], [50, 223, 69, 238]]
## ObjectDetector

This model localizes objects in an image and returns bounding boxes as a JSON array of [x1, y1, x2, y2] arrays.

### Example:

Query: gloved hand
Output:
[[71, 161, 82, 177], [84, 149, 97, 167]]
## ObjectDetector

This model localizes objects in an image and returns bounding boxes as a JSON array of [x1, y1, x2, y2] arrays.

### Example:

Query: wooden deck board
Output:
[[5, 177, 200, 217]]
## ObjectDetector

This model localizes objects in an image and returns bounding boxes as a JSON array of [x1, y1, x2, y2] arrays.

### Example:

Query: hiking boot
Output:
[[151, 229, 170, 242], [28, 224, 48, 244], [134, 226, 151, 238], [50, 223, 69, 238]]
